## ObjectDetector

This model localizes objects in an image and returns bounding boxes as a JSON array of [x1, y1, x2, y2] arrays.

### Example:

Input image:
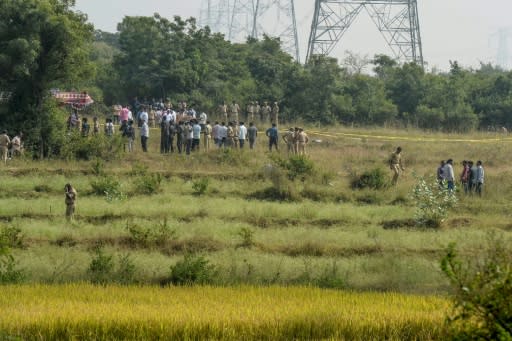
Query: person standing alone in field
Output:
[[266, 123, 279, 152], [389, 146, 405, 185], [64, 183, 77, 221]]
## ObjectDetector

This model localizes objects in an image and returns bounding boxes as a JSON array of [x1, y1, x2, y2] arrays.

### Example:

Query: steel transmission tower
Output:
[[306, 0, 423, 65], [200, 0, 300, 61], [491, 28, 512, 69]]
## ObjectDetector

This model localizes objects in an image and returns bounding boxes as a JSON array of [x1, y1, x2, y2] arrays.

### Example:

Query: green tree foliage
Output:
[[441, 236, 512, 339], [0, 0, 94, 157]]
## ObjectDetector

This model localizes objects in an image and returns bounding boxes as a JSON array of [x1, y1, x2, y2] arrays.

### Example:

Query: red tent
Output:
[[53, 91, 94, 110]]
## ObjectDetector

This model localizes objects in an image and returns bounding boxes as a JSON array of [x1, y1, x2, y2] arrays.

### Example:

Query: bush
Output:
[[0, 225, 24, 249], [166, 254, 217, 285], [60, 130, 123, 161], [87, 247, 137, 285], [410, 176, 457, 227], [90, 176, 125, 201], [91, 158, 105, 176], [441, 235, 512, 340], [236, 227, 255, 249], [129, 162, 149, 176], [351, 168, 389, 190], [133, 173, 162, 195], [192, 178, 210, 196], [269, 154, 315, 181], [0, 254, 24, 284], [87, 247, 114, 285], [125, 218, 177, 248]]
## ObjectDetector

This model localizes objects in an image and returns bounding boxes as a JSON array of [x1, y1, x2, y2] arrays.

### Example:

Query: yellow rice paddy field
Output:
[[0, 284, 449, 340]]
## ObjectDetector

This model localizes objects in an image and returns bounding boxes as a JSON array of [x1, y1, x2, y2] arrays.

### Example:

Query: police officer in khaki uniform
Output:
[[0, 131, 10, 164], [230, 101, 240, 123], [271, 102, 279, 127], [297, 128, 309, 156], [283, 128, 295, 154], [203, 121, 212, 152], [389, 146, 405, 185], [219, 101, 228, 122], [64, 183, 77, 221], [260, 101, 271, 123]]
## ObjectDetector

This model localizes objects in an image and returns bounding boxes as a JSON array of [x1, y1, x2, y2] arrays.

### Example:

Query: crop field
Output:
[[0, 284, 449, 340], [0, 126, 511, 339]]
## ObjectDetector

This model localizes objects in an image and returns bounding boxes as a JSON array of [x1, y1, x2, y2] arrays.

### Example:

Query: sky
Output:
[[74, 0, 512, 71]]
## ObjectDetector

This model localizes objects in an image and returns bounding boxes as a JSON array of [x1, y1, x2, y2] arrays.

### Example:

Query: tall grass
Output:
[[0, 284, 449, 340]]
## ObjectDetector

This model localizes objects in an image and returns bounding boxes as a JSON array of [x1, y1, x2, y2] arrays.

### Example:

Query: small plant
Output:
[[115, 254, 136, 285], [125, 218, 177, 248], [441, 235, 512, 340], [133, 173, 162, 195], [410, 176, 457, 227], [91, 158, 105, 176], [129, 162, 148, 176], [0, 225, 24, 249], [167, 253, 217, 285], [269, 154, 315, 181], [90, 176, 122, 196], [351, 168, 389, 190], [192, 178, 210, 196], [0, 253, 24, 284], [87, 247, 114, 285], [236, 227, 255, 248], [314, 260, 345, 289]]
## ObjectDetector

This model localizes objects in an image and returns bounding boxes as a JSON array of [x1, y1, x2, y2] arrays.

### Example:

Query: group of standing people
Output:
[[219, 100, 280, 126], [437, 159, 485, 195], [0, 130, 23, 164]]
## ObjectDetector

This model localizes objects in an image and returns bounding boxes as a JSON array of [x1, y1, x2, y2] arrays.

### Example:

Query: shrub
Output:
[[129, 162, 149, 176], [87, 247, 114, 285], [269, 154, 315, 181], [351, 168, 389, 190], [410, 176, 457, 227], [125, 218, 177, 248], [167, 254, 217, 285], [60, 131, 123, 161], [236, 227, 255, 249], [441, 235, 512, 340], [314, 260, 346, 289], [0, 225, 24, 249], [133, 173, 162, 195], [192, 178, 210, 196], [91, 158, 105, 176], [34, 184, 52, 193], [115, 254, 136, 285], [90, 176, 125, 202], [0, 254, 24, 284]]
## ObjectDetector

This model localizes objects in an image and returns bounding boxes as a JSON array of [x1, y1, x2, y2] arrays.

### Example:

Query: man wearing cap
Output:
[[271, 102, 279, 126], [261, 101, 271, 123], [0, 131, 10, 164]]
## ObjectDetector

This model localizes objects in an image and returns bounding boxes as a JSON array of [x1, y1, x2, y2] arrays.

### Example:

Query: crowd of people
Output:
[[63, 97, 313, 156], [437, 159, 485, 195]]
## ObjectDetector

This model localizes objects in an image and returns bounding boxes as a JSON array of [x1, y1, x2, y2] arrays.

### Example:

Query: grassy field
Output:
[[0, 284, 449, 340], [0, 125, 510, 338]]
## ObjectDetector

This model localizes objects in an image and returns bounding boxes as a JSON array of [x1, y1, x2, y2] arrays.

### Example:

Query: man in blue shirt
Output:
[[265, 123, 279, 151]]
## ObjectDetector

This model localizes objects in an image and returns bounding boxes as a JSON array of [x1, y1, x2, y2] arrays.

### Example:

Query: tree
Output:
[[0, 0, 94, 157]]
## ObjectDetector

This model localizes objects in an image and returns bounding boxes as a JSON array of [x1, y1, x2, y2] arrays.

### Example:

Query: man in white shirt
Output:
[[238, 122, 247, 149], [443, 159, 455, 192]]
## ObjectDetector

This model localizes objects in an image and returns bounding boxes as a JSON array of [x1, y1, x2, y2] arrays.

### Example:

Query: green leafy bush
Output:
[[0, 254, 24, 284], [351, 168, 389, 190], [90, 176, 125, 201], [269, 154, 315, 181], [192, 178, 210, 196], [441, 235, 512, 340], [167, 254, 217, 285], [0, 225, 24, 249], [87, 247, 114, 284], [60, 131, 123, 161], [133, 173, 162, 195], [236, 227, 255, 249], [410, 176, 457, 227], [125, 218, 177, 248]]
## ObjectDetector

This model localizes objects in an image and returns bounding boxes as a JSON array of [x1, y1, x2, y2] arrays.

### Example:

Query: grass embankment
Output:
[[0, 284, 449, 340], [0, 126, 511, 292]]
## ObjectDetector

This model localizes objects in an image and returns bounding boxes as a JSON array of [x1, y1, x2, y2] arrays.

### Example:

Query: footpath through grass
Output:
[[0, 284, 449, 340]]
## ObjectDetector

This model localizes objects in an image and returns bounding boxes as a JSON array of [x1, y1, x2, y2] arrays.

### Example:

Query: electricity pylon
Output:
[[200, 0, 300, 61], [490, 28, 512, 69], [306, 0, 423, 65]]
